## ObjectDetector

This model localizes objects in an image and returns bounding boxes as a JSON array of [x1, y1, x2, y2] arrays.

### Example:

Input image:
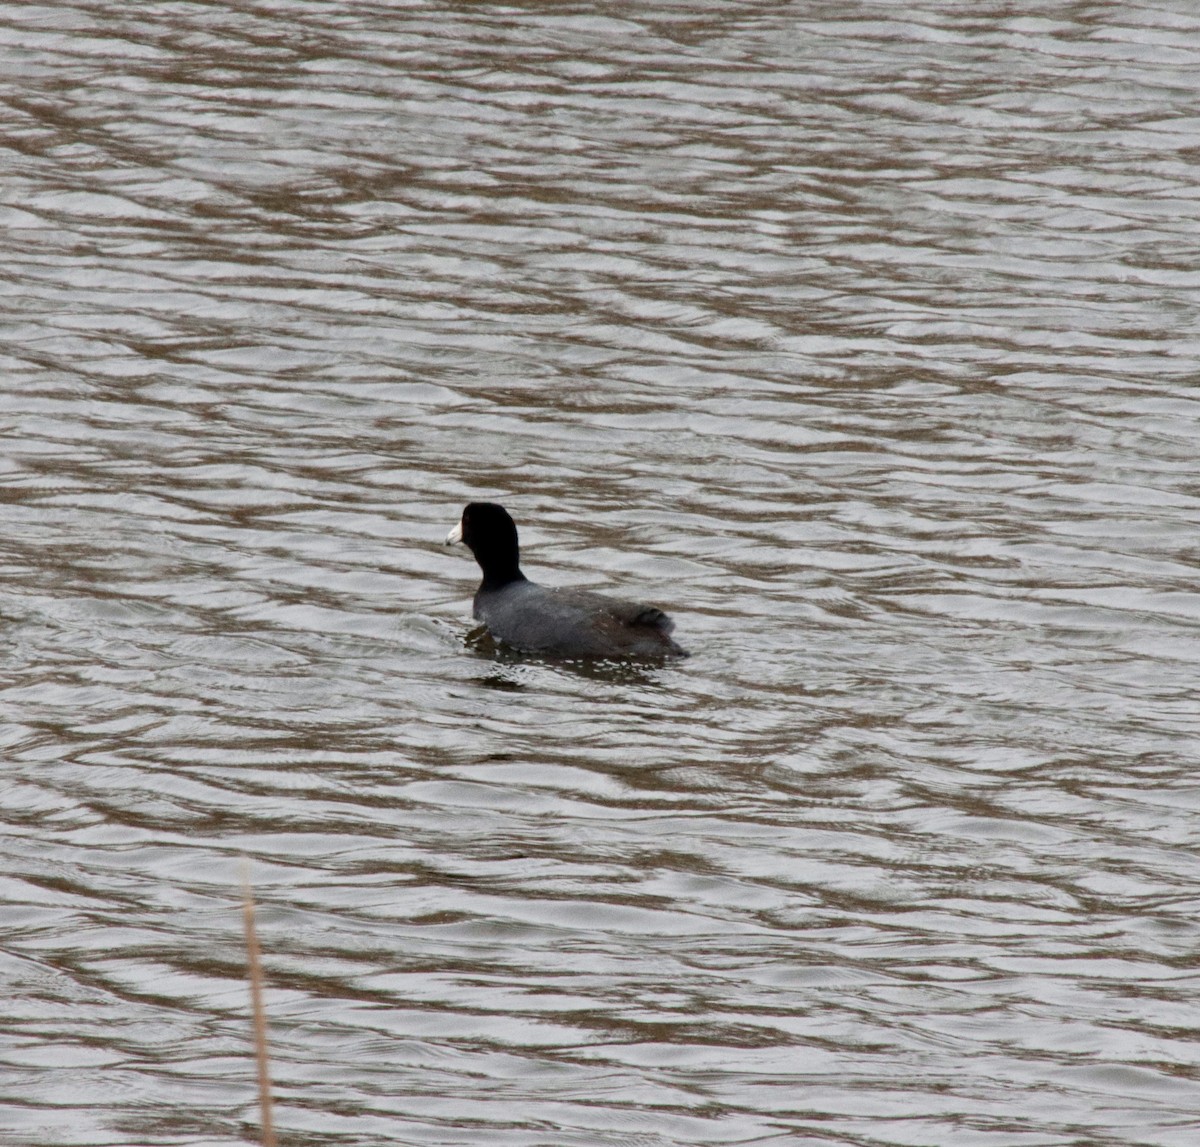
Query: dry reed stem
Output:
[[241, 863, 277, 1147]]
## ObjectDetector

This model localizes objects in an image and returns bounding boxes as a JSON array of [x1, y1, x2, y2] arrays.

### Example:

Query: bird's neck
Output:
[[480, 564, 526, 591]]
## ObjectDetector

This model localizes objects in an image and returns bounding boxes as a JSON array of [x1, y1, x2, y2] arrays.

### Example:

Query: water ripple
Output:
[[4, 2, 1200, 1145]]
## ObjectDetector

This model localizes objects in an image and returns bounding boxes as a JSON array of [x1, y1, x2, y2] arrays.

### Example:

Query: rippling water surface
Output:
[[4, 2, 1200, 1144]]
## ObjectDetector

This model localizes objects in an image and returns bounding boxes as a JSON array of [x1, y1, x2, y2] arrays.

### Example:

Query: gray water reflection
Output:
[[4, 1, 1200, 1144]]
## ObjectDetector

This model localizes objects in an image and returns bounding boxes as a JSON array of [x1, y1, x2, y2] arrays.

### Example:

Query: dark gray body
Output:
[[474, 578, 686, 659]]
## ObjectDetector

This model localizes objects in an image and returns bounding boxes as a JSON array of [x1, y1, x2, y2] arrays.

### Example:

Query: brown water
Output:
[[4, 2, 1200, 1145]]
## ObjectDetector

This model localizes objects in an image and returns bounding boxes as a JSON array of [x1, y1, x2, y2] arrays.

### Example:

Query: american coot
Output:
[[445, 502, 687, 660]]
